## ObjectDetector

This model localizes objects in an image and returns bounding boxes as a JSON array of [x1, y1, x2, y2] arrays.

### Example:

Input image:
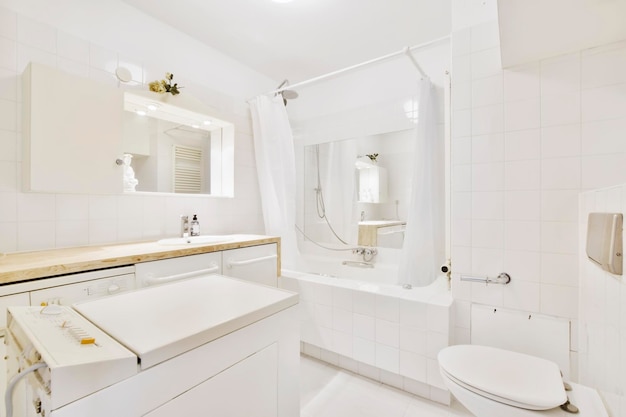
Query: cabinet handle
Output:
[[144, 264, 220, 286], [227, 254, 277, 268]]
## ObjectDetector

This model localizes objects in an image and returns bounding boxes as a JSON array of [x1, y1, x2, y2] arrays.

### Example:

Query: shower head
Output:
[[275, 79, 299, 105]]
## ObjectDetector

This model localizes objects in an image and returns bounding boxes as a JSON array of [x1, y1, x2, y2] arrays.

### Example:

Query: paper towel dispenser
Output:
[[586, 212, 623, 275]]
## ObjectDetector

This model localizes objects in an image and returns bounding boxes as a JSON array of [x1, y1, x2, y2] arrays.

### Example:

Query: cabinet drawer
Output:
[[30, 273, 136, 307], [135, 252, 222, 287], [222, 244, 278, 286]]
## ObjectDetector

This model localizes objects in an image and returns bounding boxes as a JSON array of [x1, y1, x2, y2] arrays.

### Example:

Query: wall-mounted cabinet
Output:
[[22, 63, 124, 194]]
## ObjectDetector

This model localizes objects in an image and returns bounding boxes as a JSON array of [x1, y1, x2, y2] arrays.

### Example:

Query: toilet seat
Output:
[[438, 345, 567, 410]]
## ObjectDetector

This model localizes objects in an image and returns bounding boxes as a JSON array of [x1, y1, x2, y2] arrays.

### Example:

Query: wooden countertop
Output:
[[0, 234, 280, 285]]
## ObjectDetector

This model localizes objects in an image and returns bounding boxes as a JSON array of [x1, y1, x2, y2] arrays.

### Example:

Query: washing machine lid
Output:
[[438, 345, 567, 410]]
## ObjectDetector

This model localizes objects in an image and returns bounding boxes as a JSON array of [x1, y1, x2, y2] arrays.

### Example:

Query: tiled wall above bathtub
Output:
[[0, 5, 269, 253], [450, 0, 626, 351]]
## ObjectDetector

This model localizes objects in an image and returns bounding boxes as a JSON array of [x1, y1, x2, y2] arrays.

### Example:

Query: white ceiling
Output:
[[498, 0, 626, 68], [121, 0, 451, 85]]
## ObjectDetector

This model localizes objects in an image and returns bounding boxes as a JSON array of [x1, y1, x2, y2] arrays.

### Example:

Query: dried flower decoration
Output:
[[149, 72, 182, 96], [366, 153, 379, 162]]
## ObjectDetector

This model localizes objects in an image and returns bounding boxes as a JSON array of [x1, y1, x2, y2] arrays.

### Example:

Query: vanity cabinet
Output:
[[222, 244, 279, 287], [22, 62, 124, 194]]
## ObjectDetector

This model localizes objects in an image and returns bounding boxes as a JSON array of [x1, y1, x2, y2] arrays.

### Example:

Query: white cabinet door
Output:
[[144, 343, 278, 417], [222, 244, 278, 286], [22, 62, 124, 194], [135, 252, 222, 287], [29, 273, 135, 306]]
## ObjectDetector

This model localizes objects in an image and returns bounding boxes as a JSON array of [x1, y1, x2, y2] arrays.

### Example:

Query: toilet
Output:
[[438, 345, 609, 417]]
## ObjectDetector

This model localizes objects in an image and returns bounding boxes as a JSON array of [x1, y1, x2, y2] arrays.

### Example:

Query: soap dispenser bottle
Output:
[[190, 215, 200, 236]]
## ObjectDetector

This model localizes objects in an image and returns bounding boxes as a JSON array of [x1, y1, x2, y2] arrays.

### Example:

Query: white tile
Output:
[[0, 37, 17, 71], [471, 162, 503, 191], [426, 331, 448, 359], [55, 220, 89, 248], [399, 299, 427, 328], [332, 287, 353, 310], [452, 109, 471, 138], [376, 319, 400, 347], [353, 313, 375, 340], [471, 220, 503, 248], [471, 74, 502, 107], [314, 304, 333, 328], [332, 331, 352, 357], [504, 160, 541, 190], [540, 284, 578, 319], [452, 218, 472, 247], [451, 137, 471, 165], [452, 53, 471, 82], [582, 41, 626, 89], [471, 133, 503, 163], [0, 191, 17, 221], [541, 253, 579, 287], [582, 118, 626, 155], [503, 280, 541, 312], [452, 191, 472, 220], [452, 81, 471, 110], [541, 157, 581, 190], [471, 20, 500, 52], [504, 220, 541, 251], [0, 222, 17, 252], [541, 91, 581, 127], [399, 350, 427, 382], [471, 47, 502, 79], [504, 129, 541, 161], [0, 160, 16, 192], [541, 124, 581, 158], [471, 247, 504, 276], [0, 68, 17, 101], [18, 221, 54, 251], [454, 299, 471, 329], [17, 15, 56, 53], [504, 98, 540, 131], [471, 103, 503, 136], [582, 153, 626, 190], [55, 194, 89, 221], [16, 44, 56, 73], [57, 31, 89, 65], [503, 62, 540, 102], [0, 99, 16, 131], [541, 222, 578, 254], [353, 337, 376, 365], [541, 190, 579, 222], [452, 164, 472, 192], [540, 53, 580, 96], [427, 304, 449, 334], [333, 307, 353, 334], [503, 250, 541, 283], [17, 193, 54, 222], [451, 28, 471, 57], [427, 358, 448, 389], [89, 43, 118, 73], [399, 325, 427, 355], [470, 280, 504, 306], [471, 191, 503, 220], [376, 294, 399, 322], [504, 190, 541, 221], [0, 7, 17, 40], [582, 83, 626, 122], [375, 344, 399, 373]]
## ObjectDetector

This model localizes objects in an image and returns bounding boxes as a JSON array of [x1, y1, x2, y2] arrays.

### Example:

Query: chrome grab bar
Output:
[[144, 264, 220, 286], [342, 260, 374, 268], [460, 272, 511, 285], [227, 254, 277, 268]]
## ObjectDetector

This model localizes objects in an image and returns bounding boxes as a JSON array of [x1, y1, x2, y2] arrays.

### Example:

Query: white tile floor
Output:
[[300, 355, 473, 417]]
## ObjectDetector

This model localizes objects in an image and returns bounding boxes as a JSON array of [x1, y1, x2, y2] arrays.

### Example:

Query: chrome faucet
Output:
[[180, 215, 190, 237]]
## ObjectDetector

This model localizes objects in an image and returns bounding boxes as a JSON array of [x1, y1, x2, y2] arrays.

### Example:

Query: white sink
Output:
[[157, 235, 233, 245]]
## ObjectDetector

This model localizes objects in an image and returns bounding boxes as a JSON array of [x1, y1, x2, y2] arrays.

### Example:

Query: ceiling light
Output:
[[135, 109, 147, 116], [203, 120, 212, 126], [191, 123, 200, 129], [147, 102, 160, 111]]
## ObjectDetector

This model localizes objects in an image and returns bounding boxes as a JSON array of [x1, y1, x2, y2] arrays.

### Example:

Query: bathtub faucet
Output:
[[353, 247, 377, 262]]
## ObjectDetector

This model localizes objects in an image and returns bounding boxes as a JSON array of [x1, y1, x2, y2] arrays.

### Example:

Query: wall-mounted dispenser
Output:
[[586, 212, 623, 275]]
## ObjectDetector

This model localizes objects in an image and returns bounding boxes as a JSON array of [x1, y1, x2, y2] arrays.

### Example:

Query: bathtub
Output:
[[280, 255, 454, 404]]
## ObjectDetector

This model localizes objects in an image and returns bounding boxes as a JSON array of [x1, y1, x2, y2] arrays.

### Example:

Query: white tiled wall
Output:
[[579, 185, 626, 417], [0, 5, 271, 253], [450, 1, 626, 376]]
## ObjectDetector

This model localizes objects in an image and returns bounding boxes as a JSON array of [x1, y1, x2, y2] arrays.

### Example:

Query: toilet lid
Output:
[[438, 345, 567, 410]]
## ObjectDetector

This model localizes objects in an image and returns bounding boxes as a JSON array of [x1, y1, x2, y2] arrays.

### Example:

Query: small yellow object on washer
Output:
[[80, 337, 96, 345]]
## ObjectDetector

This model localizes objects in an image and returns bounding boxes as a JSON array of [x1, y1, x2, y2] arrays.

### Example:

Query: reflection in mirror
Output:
[[122, 91, 234, 196], [303, 129, 414, 249]]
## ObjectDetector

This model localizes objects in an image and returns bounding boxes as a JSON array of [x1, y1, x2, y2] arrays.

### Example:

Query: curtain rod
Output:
[[267, 35, 450, 96]]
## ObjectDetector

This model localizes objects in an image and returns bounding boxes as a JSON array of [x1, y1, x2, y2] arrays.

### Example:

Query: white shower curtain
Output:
[[398, 78, 445, 287], [249, 94, 299, 268]]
